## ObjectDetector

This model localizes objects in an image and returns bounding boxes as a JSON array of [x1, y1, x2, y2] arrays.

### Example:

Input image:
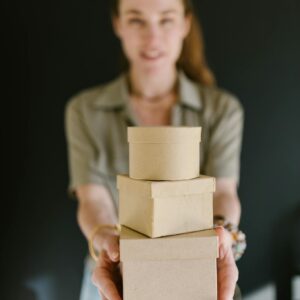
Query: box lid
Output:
[[128, 127, 201, 143], [117, 175, 215, 197], [120, 226, 218, 261]]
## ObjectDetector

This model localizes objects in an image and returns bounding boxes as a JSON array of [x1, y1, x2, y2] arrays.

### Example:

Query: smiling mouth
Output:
[[141, 51, 164, 61]]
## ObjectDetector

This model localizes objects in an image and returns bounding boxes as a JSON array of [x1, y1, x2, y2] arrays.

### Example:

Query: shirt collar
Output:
[[92, 75, 128, 109], [92, 70, 202, 111], [177, 70, 202, 110]]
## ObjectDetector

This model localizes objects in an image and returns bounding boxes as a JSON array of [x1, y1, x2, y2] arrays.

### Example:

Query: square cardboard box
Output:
[[118, 175, 215, 238], [120, 226, 218, 300]]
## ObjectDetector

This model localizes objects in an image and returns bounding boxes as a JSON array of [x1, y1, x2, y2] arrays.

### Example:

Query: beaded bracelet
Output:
[[213, 215, 247, 261]]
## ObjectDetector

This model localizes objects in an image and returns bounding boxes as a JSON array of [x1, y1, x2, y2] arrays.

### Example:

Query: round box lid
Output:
[[128, 126, 201, 143]]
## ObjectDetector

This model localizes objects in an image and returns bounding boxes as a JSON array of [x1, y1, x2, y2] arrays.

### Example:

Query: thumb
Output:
[[104, 235, 120, 262]]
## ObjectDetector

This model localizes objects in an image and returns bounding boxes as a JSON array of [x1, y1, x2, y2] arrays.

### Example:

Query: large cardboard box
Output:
[[120, 226, 218, 300], [118, 175, 215, 238], [128, 127, 201, 180]]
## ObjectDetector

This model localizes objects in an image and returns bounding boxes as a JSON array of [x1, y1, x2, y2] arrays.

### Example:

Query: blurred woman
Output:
[[65, 0, 246, 299]]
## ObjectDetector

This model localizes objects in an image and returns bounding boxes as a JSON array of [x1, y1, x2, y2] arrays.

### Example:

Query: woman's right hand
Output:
[[91, 229, 122, 300]]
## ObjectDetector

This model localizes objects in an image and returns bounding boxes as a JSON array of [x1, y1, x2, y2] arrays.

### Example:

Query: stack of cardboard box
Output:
[[117, 127, 218, 300]]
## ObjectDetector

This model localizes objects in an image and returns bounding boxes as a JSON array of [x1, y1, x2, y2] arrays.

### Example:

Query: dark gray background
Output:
[[3, 0, 300, 299]]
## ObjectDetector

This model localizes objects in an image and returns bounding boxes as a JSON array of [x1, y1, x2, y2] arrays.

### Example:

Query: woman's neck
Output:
[[128, 66, 178, 100]]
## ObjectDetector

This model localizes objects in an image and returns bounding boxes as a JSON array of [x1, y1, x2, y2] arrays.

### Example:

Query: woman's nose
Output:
[[142, 24, 162, 44]]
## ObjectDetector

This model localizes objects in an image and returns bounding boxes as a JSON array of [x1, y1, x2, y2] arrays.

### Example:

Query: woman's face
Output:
[[113, 0, 191, 74]]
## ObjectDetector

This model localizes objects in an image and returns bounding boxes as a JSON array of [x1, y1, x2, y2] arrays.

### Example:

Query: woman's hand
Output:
[[91, 226, 238, 300], [91, 230, 122, 300], [215, 226, 239, 300]]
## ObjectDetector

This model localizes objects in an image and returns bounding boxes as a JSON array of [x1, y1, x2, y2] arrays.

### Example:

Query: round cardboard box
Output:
[[128, 127, 201, 180]]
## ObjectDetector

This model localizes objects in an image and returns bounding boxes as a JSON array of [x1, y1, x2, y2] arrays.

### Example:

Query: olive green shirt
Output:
[[65, 71, 244, 209]]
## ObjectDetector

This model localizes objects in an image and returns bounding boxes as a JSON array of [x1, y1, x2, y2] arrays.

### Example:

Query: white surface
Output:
[[293, 275, 300, 299], [243, 276, 300, 300], [243, 283, 275, 300]]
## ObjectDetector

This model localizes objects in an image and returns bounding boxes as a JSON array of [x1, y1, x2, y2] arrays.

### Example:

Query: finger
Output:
[[99, 290, 109, 300], [92, 251, 122, 300], [119, 262, 123, 276], [93, 266, 122, 300], [218, 258, 238, 300], [215, 226, 232, 257], [115, 264, 123, 296], [103, 235, 120, 262], [215, 227, 239, 300]]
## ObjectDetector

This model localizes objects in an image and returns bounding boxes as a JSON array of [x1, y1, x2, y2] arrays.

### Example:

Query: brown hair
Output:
[[110, 0, 216, 86]]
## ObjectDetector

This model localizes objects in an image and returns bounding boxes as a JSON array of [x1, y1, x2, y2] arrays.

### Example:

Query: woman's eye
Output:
[[161, 18, 173, 25], [128, 18, 144, 25]]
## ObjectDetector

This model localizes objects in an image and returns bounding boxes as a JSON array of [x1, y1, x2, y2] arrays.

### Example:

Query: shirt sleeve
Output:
[[203, 93, 244, 183], [65, 96, 109, 196]]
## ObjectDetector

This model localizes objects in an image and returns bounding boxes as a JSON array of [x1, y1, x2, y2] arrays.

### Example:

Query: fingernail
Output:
[[112, 251, 119, 260]]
